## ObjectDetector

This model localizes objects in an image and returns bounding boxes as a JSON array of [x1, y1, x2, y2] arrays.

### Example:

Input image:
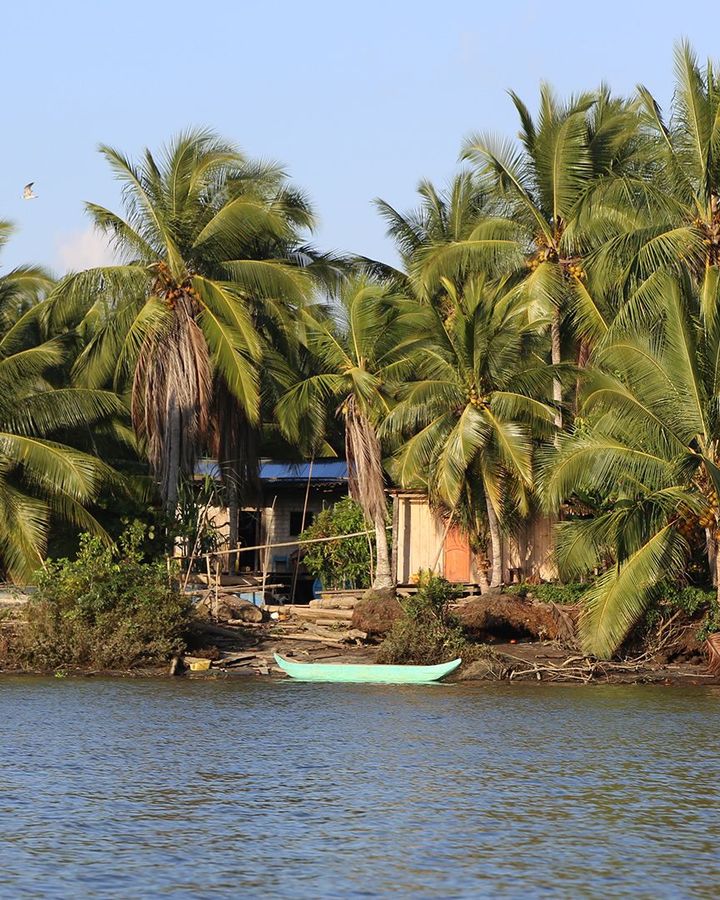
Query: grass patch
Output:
[[505, 582, 590, 604]]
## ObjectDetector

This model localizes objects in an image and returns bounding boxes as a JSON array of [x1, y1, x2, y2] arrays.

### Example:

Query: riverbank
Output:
[[2, 620, 716, 685], [2, 590, 717, 685]]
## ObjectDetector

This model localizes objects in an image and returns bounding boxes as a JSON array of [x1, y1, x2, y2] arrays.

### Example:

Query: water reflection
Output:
[[1, 679, 719, 898]]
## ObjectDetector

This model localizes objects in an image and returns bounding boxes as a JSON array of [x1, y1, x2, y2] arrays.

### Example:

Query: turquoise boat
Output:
[[274, 653, 461, 684]]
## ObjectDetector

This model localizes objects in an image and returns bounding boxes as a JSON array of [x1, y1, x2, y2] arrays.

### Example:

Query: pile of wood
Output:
[[185, 605, 371, 677]]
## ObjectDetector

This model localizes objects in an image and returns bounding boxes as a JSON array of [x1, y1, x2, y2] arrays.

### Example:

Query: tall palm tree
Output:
[[597, 42, 720, 327], [52, 130, 318, 515], [541, 274, 720, 658], [384, 276, 555, 586], [458, 87, 643, 426], [276, 277, 419, 592]]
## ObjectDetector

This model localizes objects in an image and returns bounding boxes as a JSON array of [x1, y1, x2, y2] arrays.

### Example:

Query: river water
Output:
[[1, 677, 719, 899]]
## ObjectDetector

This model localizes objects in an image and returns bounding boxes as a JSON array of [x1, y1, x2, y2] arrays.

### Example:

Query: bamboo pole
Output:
[[172, 527, 392, 562]]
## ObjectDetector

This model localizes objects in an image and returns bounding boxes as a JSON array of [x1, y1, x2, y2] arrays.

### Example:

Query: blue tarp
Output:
[[195, 459, 347, 483]]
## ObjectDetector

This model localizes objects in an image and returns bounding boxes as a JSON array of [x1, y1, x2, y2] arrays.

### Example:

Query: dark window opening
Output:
[[290, 510, 314, 536]]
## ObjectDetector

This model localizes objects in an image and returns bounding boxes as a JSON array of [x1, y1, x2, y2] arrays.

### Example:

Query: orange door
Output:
[[444, 526, 472, 583]]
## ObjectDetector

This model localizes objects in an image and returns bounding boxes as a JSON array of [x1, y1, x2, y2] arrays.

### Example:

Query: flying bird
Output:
[[22, 183, 37, 200]]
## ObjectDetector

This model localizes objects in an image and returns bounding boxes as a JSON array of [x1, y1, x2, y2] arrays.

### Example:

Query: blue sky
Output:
[[2, 0, 717, 273]]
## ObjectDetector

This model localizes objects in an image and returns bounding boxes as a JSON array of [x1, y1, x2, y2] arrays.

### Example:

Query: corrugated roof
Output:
[[195, 459, 347, 483]]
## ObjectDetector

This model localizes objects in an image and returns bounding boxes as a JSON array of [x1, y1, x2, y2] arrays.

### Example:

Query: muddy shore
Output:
[[2, 623, 717, 685], [2, 591, 717, 685]]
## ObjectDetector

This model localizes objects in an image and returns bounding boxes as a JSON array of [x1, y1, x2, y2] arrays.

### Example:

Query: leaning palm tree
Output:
[[384, 276, 556, 586], [276, 277, 419, 593], [51, 130, 317, 514], [541, 274, 720, 659]]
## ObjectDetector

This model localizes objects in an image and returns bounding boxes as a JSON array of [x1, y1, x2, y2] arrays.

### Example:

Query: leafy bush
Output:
[[17, 522, 192, 671], [505, 582, 590, 604], [646, 584, 718, 642], [378, 572, 471, 664], [299, 497, 373, 589]]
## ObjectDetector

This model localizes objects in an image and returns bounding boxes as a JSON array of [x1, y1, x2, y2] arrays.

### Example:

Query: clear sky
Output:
[[1, 0, 717, 274]]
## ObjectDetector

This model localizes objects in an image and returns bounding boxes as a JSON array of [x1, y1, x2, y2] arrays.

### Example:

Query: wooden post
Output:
[[261, 496, 277, 605], [206, 555, 214, 620], [391, 494, 399, 583]]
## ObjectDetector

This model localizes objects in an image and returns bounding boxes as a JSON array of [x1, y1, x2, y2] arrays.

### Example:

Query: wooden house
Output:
[[195, 459, 349, 601], [195, 462, 556, 596]]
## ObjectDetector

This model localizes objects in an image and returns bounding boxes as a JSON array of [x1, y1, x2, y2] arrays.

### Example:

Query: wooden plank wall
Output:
[[394, 494, 445, 583], [393, 493, 558, 584]]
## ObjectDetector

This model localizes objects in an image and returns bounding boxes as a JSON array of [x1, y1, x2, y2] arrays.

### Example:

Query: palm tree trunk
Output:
[[373, 512, 393, 590], [551, 308, 563, 429], [345, 399, 394, 592], [165, 402, 181, 519], [485, 494, 503, 587], [709, 528, 720, 588], [574, 338, 590, 416]]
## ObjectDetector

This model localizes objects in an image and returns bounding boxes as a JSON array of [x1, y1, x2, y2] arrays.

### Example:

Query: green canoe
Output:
[[274, 653, 461, 684]]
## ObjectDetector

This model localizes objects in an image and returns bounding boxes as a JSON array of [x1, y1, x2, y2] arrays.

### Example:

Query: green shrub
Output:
[[300, 497, 373, 589], [648, 584, 718, 642], [505, 582, 590, 604], [378, 572, 470, 664], [17, 522, 192, 671]]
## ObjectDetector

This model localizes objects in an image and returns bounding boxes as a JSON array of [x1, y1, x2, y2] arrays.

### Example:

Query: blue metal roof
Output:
[[195, 459, 347, 483]]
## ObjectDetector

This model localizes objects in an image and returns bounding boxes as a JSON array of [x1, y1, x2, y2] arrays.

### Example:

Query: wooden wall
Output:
[[394, 493, 446, 583], [392, 492, 558, 584]]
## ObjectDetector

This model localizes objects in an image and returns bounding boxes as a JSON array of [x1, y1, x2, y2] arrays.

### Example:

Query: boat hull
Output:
[[274, 653, 461, 684]]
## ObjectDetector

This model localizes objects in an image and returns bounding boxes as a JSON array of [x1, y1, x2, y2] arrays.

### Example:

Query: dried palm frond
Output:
[[132, 292, 212, 508]]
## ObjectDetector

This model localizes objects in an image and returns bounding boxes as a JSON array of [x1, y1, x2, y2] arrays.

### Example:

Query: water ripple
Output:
[[0, 678, 719, 898]]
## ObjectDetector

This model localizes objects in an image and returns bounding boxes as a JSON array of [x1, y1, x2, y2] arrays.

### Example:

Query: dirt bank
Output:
[[2, 594, 717, 684]]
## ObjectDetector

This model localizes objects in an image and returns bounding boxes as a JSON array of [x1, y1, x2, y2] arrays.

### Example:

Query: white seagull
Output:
[[22, 183, 37, 200]]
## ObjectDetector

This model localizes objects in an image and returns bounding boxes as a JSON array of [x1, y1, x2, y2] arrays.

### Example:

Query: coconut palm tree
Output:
[[595, 42, 720, 328], [383, 276, 556, 586], [0, 229, 121, 579], [458, 87, 644, 426], [51, 130, 319, 516], [541, 273, 720, 658], [276, 277, 420, 592]]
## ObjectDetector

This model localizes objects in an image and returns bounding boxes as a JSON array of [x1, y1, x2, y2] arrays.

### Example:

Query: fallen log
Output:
[[291, 607, 353, 622], [218, 651, 261, 664], [275, 633, 345, 646], [194, 621, 247, 640], [304, 623, 368, 642]]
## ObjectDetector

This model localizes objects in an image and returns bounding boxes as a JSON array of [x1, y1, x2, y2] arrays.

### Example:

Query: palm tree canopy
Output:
[[541, 274, 720, 657], [49, 130, 325, 505], [384, 276, 556, 514]]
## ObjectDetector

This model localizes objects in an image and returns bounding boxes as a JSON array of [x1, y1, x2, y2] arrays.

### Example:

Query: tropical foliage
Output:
[[299, 497, 373, 590], [6, 43, 720, 663]]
